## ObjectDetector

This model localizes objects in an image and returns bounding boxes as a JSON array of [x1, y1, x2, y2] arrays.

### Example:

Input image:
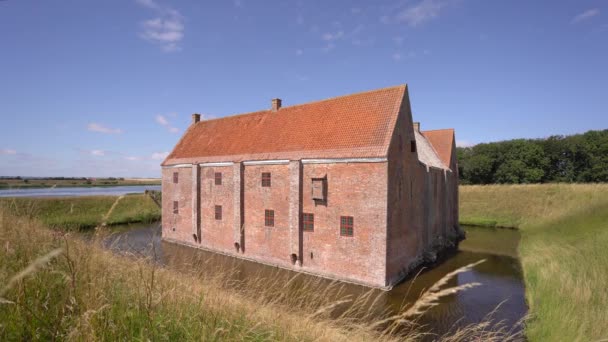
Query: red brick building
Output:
[[161, 85, 462, 289]]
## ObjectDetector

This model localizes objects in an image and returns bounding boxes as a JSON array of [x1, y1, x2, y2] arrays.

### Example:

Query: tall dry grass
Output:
[[0, 201, 521, 341]]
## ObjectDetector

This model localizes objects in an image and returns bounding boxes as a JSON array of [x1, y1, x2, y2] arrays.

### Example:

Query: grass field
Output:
[[460, 184, 608, 341], [0, 194, 161, 229], [0, 177, 160, 189], [0, 207, 518, 341], [3, 184, 604, 340]]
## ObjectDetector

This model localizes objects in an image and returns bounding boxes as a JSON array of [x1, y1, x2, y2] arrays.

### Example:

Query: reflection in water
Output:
[[99, 223, 527, 336]]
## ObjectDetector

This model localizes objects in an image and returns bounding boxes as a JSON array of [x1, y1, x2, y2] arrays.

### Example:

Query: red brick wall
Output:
[[200, 165, 235, 253], [301, 162, 388, 285], [243, 164, 292, 267], [386, 88, 424, 284], [386, 88, 460, 286], [161, 167, 194, 243]]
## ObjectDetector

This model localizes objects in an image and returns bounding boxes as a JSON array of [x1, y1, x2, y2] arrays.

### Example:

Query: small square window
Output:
[[215, 172, 222, 185], [411, 140, 417, 153], [173, 172, 178, 184], [340, 216, 353, 237], [302, 213, 314, 231], [173, 201, 179, 214], [262, 172, 271, 187], [265, 209, 274, 227], [215, 205, 222, 220]]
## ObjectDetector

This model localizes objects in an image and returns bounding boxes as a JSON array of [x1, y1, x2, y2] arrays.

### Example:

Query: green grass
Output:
[[0, 207, 520, 341], [460, 184, 608, 341], [0, 194, 161, 230], [0, 211, 307, 341], [106, 194, 161, 225]]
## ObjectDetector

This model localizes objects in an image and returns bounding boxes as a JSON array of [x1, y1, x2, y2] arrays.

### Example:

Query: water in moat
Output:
[[92, 223, 526, 337]]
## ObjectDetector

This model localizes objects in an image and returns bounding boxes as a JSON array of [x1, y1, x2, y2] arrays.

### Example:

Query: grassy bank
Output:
[[460, 184, 608, 341], [0, 208, 518, 341], [0, 194, 161, 229]]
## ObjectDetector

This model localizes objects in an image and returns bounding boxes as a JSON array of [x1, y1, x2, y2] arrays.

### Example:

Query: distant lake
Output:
[[0, 185, 162, 198]]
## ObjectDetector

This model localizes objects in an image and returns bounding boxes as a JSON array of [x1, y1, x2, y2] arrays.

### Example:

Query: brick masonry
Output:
[[161, 87, 460, 289]]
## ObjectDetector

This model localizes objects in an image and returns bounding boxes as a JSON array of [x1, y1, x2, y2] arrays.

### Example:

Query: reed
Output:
[[0, 202, 518, 341]]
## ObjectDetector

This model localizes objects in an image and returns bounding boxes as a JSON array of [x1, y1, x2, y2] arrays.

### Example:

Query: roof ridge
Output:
[[195, 84, 407, 124], [422, 128, 454, 133]]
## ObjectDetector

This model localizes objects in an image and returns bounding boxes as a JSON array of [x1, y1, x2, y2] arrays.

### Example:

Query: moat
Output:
[[91, 223, 526, 336]]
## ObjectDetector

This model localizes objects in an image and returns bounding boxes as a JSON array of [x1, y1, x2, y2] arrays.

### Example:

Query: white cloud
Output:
[[319, 29, 345, 52], [87, 122, 124, 134], [398, 0, 445, 27], [151, 152, 169, 160], [1, 148, 17, 155], [136, 0, 185, 52], [322, 30, 344, 41], [571, 9, 600, 24], [124, 156, 141, 161], [392, 53, 402, 61], [322, 42, 335, 52], [390, 0, 453, 27], [135, 0, 159, 9], [90, 150, 106, 156], [456, 140, 474, 148], [155, 114, 169, 126], [156, 114, 179, 133]]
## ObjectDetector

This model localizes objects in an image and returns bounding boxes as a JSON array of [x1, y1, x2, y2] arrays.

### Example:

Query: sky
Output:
[[0, 0, 607, 178]]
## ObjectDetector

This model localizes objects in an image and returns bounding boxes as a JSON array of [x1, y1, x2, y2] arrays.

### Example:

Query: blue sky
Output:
[[0, 0, 606, 177]]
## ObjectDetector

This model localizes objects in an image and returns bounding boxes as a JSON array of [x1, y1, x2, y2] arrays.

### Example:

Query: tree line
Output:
[[457, 129, 608, 184]]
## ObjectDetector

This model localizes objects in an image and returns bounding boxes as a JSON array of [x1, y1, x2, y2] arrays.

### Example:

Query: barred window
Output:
[[340, 216, 353, 237], [265, 209, 274, 227], [302, 213, 314, 232], [173, 201, 179, 214], [215, 205, 222, 220], [173, 172, 178, 183], [215, 172, 222, 185], [261, 172, 271, 187]]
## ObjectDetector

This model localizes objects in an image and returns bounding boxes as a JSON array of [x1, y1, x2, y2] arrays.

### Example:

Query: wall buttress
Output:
[[233, 162, 245, 252], [288, 160, 303, 265], [192, 164, 201, 242]]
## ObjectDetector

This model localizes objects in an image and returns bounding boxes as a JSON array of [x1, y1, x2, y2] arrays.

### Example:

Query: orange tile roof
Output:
[[163, 85, 407, 165], [421, 129, 455, 168]]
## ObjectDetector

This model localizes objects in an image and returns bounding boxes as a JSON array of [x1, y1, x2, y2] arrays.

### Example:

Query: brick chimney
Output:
[[192, 113, 201, 124], [413, 122, 420, 132], [271, 98, 282, 111]]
